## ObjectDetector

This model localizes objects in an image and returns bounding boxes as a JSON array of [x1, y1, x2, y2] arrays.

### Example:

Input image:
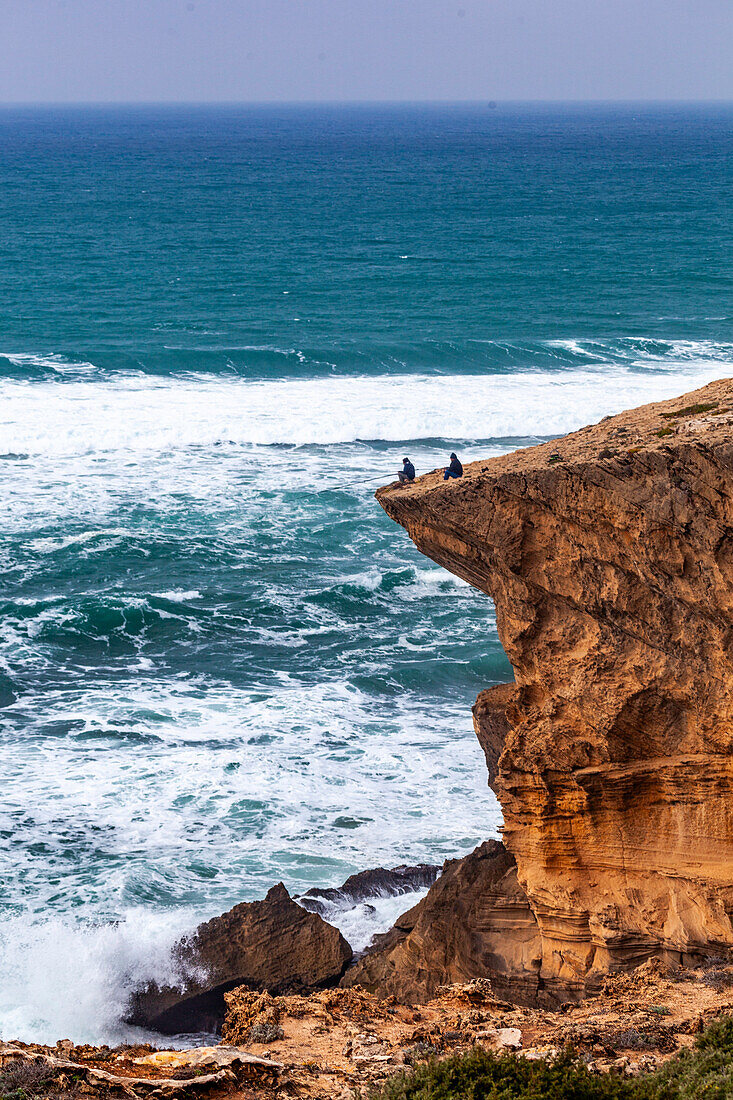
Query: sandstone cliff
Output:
[[371, 378, 733, 1003]]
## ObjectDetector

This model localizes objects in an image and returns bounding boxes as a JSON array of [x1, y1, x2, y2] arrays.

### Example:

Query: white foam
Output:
[[0, 910, 198, 1046], [547, 337, 733, 365], [152, 590, 203, 603], [27, 529, 131, 554], [0, 352, 98, 376], [317, 888, 431, 954], [0, 360, 728, 457]]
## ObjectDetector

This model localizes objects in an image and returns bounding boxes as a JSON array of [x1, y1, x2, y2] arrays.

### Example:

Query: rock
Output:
[[134, 1047, 281, 1072], [221, 988, 285, 1045], [495, 1027, 522, 1050], [523, 1045, 560, 1061], [297, 863, 440, 915], [474, 1026, 522, 1050], [341, 841, 541, 1003], [128, 883, 352, 1034], [0, 1044, 275, 1094], [376, 378, 733, 1004]]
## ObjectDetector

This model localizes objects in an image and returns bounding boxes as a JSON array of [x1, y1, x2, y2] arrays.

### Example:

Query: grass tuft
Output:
[[659, 402, 718, 420]]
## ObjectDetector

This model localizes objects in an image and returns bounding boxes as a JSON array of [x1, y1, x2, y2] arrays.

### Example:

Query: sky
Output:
[[0, 0, 731, 104]]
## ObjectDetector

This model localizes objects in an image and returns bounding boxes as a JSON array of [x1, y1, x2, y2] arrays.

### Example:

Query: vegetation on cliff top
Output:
[[375, 1015, 733, 1100]]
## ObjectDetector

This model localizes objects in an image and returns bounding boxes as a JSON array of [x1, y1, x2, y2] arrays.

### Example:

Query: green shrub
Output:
[[374, 1016, 733, 1100], [659, 402, 717, 420], [374, 1047, 637, 1100], [248, 1020, 284, 1043], [650, 1016, 733, 1099]]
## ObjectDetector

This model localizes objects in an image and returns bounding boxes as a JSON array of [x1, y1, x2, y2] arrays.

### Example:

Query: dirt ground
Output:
[[2, 959, 733, 1100]]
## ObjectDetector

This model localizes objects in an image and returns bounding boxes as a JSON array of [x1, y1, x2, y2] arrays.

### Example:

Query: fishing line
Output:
[[317, 474, 395, 493]]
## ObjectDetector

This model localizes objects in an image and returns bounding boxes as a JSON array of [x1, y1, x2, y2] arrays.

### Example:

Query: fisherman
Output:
[[398, 456, 416, 484], [444, 452, 463, 480]]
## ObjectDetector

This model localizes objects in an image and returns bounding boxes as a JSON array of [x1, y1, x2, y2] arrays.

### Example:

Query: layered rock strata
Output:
[[342, 841, 541, 1003], [129, 883, 352, 1033], [373, 378, 733, 1002]]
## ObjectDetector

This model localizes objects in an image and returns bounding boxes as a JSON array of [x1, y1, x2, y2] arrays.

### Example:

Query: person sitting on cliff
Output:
[[444, 452, 463, 480], [398, 457, 416, 484]]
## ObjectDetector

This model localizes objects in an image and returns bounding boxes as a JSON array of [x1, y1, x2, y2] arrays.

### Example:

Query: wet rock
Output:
[[128, 884, 352, 1034], [297, 864, 440, 914]]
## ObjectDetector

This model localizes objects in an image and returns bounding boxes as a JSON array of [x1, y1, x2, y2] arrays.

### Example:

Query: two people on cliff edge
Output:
[[397, 453, 463, 484]]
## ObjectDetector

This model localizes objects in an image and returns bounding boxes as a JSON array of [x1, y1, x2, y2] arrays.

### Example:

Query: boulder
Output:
[[128, 883, 352, 1034], [297, 863, 440, 915]]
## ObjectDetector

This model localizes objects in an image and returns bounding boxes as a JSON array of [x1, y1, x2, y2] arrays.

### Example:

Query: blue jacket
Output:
[[403, 460, 415, 480]]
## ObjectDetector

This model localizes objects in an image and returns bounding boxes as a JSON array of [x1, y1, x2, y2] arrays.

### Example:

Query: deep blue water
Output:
[[0, 103, 731, 1043]]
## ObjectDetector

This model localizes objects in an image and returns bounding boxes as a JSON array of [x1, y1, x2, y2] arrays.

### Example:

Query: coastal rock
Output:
[[297, 863, 440, 915], [341, 841, 541, 1003], [376, 378, 733, 1002], [133, 1047, 280, 1071], [128, 883, 352, 1034]]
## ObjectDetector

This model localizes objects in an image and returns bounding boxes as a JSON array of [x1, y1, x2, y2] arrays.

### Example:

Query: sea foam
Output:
[[0, 360, 728, 457], [0, 910, 194, 1046]]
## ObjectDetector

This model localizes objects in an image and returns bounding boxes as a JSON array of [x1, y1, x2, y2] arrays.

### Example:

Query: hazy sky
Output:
[[1, 0, 731, 104]]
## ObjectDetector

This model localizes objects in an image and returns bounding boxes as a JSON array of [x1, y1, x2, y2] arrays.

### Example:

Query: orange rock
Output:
[[342, 841, 541, 1003], [374, 377, 733, 1003]]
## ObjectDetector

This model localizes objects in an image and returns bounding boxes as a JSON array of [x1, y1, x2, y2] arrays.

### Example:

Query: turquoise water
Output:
[[1, 103, 732, 1043]]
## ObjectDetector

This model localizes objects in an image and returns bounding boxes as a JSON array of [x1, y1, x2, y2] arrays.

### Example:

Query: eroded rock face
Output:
[[341, 841, 541, 1003], [128, 883, 352, 1034], [376, 379, 733, 1001]]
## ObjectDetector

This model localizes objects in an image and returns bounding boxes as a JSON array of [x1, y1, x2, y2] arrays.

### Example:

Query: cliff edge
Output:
[[371, 377, 733, 1002]]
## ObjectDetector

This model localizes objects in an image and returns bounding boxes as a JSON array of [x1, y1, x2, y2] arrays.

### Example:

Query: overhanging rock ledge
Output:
[[358, 378, 733, 1004]]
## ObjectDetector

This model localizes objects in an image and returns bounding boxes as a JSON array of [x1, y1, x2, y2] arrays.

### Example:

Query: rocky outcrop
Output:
[[298, 863, 440, 916], [0, 1043, 281, 1095], [375, 378, 733, 1003], [128, 883, 352, 1034], [342, 841, 541, 1003]]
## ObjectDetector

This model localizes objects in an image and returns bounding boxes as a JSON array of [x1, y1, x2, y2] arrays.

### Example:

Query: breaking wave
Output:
[[0, 358, 729, 457]]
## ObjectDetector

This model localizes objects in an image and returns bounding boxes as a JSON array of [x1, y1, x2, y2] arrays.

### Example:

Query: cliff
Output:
[[371, 378, 733, 1003]]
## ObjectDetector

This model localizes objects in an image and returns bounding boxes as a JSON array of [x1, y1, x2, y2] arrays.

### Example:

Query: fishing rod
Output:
[[318, 474, 394, 493]]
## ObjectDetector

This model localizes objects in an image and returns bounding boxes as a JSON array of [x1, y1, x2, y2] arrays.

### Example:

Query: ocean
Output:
[[1, 102, 731, 1045]]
